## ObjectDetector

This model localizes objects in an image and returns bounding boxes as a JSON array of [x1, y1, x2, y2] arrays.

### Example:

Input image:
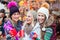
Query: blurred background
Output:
[[0, 0, 60, 40]]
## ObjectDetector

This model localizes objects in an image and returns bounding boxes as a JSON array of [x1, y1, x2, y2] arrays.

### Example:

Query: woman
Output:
[[48, 14, 56, 40], [0, 9, 5, 40], [4, 1, 22, 40], [57, 15, 60, 39], [22, 10, 40, 40], [37, 7, 53, 40]]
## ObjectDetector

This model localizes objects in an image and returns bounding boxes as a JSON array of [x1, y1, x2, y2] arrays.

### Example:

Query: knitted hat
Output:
[[37, 7, 49, 20], [10, 6, 19, 17], [7, 1, 19, 17]]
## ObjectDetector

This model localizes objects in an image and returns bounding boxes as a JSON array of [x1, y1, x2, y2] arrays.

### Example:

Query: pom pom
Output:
[[41, 2, 49, 9], [7, 1, 17, 9], [42, 27, 46, 31]]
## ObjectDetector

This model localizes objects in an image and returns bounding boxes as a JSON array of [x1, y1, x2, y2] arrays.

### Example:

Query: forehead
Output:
[[0, 13, 4, 16], [38, 12, 45, 15], [13, 12, 19, 14]]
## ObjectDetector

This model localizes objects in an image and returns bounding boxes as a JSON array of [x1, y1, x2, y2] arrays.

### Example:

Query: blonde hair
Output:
[[23, 10, 37, 28]]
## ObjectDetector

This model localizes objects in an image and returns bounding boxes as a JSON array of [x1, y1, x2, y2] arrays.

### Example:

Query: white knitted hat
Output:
[[37, 7, 49, 20]]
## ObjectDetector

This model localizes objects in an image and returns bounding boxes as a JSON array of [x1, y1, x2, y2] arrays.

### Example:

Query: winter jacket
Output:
[[22, 22, 40, 40], [4, 20, 22, 40]]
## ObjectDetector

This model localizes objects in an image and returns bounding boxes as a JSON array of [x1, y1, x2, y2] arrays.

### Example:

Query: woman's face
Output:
[[26, 13, 33, 24], [0, 13, 4, 21], [58, 18, 60, 23], [37, 12, 46, 24], [11, 12, 20, 22], [0, 13, 4, 24], [19, 7, 24, 13]]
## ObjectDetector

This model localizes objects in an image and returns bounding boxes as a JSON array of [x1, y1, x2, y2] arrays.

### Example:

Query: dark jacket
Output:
[[0, 22, 5, 36]]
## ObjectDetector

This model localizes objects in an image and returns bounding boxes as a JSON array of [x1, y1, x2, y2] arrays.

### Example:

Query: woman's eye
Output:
[[13, 14, 16, 15], [28, 16, 31, 17], [17, 13, 20, 15], [41, 15, 44, 17], [38, 15, 40, 16]]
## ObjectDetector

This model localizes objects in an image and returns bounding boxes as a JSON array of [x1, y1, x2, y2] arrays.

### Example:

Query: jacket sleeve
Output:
[[4, 20, 12, 40], [44, 28, 53, 40]]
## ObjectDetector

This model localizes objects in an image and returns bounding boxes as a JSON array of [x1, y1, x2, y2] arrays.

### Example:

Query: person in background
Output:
[[19, 7, 27, 22], [1, 0, 9, 13], [37, 7, 53, 40], [22, 10, 40, 40], [0, 9, 6, 40], [57, 15, 60, 39], [47, 13, 57, 40], [4, 1, 22, 40]]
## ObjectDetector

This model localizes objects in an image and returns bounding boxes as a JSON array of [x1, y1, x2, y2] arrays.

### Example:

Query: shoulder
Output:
[[4, 20, 11, 24], [32, 22, 40, 33], [33, 22, 40, 29], [17, 20, 23, 26]]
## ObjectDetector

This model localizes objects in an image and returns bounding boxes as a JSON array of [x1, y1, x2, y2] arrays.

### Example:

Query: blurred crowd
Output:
[[0, 0, 60, 40]]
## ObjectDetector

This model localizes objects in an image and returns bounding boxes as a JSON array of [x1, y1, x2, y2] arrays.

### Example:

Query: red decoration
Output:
[[9, 29, 17, 37], [19, 30, 24, 37], [32, 33, 38, 39]]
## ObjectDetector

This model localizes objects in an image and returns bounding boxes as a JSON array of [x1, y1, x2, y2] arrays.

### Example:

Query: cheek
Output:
[[11, 15, 15, 20], [38, 16, 45, 23], [27, 17, 32, 21], [29, 18, 32, 22], [17, 15, 20, 18], [12, 15, 15, 19], [26, 17, 32, 23], [41, 17, 45, 21]]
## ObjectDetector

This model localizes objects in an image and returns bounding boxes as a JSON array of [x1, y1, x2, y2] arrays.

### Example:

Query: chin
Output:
[[27, 22, 30, 24], [14, 20, 18, 22], [27, 22, 31, 24], [39, 22, 43, 24]]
